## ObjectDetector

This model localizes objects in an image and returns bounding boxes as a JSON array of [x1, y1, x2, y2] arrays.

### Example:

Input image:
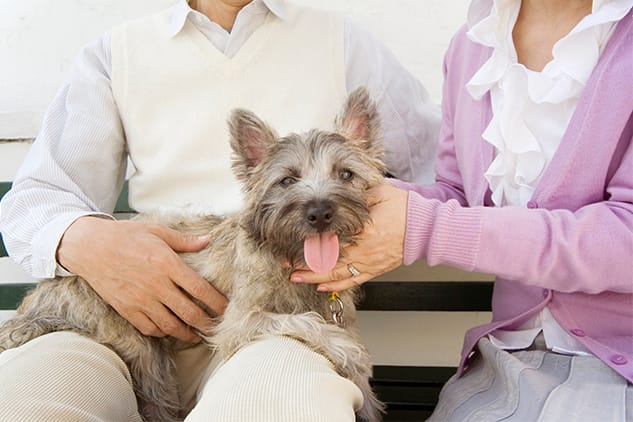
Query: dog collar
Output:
[[327, 291, 344, 326]]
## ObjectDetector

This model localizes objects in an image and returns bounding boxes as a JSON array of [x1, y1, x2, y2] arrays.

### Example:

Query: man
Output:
[[0, 0, 440, 419]]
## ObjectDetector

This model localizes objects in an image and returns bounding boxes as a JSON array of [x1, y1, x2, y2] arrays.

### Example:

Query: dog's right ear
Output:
[[229, 109, 277, 181], [335, 87, 383, 161]]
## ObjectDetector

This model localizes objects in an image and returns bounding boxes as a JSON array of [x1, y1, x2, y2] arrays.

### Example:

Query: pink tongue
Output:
[[304, 232, 340, 273]]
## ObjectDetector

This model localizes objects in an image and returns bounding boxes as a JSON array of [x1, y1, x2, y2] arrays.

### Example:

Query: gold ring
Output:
[[347, 263, 361, 277]]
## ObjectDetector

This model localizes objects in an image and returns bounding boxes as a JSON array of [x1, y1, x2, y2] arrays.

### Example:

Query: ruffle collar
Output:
[[463, 0, 633, 206], [466, 0, 632, 101]]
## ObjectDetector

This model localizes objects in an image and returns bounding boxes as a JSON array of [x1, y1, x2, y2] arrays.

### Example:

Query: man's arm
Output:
[[0, 32, 227, 341], [343, 19, 441, 185], [0, 33, 125, 278]]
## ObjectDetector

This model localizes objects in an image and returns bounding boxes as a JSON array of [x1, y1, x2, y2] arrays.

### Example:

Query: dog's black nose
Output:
[[306, 200, 335, 231]]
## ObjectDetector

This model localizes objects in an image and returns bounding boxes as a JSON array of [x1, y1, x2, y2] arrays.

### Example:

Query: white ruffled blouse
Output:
[[466, 0, 633, 207], [466, 0, 633, 355]]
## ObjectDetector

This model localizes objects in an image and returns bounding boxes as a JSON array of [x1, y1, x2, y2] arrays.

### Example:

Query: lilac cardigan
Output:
[[397, 11, 633, 381]]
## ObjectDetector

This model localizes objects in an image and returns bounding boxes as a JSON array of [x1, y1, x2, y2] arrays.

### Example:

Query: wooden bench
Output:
[[0, 181, 494, 421]]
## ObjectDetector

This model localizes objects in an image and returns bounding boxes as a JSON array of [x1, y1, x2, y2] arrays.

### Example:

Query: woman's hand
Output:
[[57, 216, 228, 342], [290, 182, 408, 291]]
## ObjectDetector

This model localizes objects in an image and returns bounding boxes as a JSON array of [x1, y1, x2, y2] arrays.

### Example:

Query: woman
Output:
[[295, 0, 633, 419]]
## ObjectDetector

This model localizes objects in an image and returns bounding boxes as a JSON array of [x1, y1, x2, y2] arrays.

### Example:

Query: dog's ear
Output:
[[335, 87, 382, 151], [229, 109, 277, 180]]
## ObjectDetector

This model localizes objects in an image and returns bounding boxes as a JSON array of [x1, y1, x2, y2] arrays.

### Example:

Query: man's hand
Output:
[[57, 216, 228, 342]]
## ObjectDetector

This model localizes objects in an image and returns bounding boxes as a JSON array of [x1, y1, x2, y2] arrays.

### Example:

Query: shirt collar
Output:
[[166, 0, 288, 38], [467, 0, 630, 29]]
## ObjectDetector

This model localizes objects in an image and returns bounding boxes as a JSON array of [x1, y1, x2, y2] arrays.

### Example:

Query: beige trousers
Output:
[[0, 332, 362, 421]]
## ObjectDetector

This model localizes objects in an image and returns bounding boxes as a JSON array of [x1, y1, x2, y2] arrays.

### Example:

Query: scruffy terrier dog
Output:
[[0, 87, 386, 421]]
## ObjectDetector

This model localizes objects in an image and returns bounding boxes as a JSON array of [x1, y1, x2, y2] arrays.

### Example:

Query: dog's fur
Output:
[[0, 87, 386, 421]]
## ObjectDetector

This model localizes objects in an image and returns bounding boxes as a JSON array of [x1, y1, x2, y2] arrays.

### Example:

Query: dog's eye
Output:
[[339, 169, 353, 181], [280, 176, 297, 187]]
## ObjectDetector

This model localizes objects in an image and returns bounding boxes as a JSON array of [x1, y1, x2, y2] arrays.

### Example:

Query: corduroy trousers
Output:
[[0, 331, 362, 421]]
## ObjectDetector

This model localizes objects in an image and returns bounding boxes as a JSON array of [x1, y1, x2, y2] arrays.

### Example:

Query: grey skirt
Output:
[[428, 337, 632, 421]]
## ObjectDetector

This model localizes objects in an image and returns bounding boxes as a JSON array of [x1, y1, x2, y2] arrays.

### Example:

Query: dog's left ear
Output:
[[229, 109, 278, 181], [335, 87, 382, 155]]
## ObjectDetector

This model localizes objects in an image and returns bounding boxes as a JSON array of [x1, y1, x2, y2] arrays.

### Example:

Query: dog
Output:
[[0, 87, 386, 421]]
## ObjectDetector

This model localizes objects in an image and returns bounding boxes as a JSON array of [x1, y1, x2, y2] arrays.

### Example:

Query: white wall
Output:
[[0, 0, 481, 366], [0, 0, 469, 140], [0, 0, 176, 138]]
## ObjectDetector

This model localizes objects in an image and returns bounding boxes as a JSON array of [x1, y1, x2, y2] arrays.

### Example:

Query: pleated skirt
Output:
[[428, 337, 632, 421]]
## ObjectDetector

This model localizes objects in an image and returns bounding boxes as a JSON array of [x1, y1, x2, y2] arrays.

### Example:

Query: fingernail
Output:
[[290, 276, 302, 283], [317, 285, 328, 292]]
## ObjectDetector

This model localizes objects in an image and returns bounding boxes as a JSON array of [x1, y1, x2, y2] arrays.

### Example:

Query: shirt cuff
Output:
[[31, 211, 114, 278]]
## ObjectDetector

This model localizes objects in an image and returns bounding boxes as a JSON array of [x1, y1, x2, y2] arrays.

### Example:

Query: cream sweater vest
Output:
[[111, 6, 346, 214]]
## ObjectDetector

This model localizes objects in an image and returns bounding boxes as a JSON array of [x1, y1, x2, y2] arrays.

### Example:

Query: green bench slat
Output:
[[0, 232, 6, 259], [0, 183, 9, 258], [0, 283, 33, 310], [0, 282, 492, 312], [114, 182, 134, 213], [0, 182, 10, 198], [371, 365, 456, 421], [359, 281, 492, 312], [380, 407, 435, 421], [373, 365, 456, 385]]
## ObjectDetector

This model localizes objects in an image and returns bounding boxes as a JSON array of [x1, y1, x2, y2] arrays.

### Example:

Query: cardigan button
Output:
[[527, 200, 538, 209], [610, 355, 628, 365], [570, 329, 586, 337]]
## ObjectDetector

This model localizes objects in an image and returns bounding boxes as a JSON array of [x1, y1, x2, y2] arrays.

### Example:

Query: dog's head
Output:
[[228, 87, 386, 272]]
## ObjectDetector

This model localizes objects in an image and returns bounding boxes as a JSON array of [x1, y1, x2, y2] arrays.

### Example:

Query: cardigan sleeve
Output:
[[403, 168, 633, 295]]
